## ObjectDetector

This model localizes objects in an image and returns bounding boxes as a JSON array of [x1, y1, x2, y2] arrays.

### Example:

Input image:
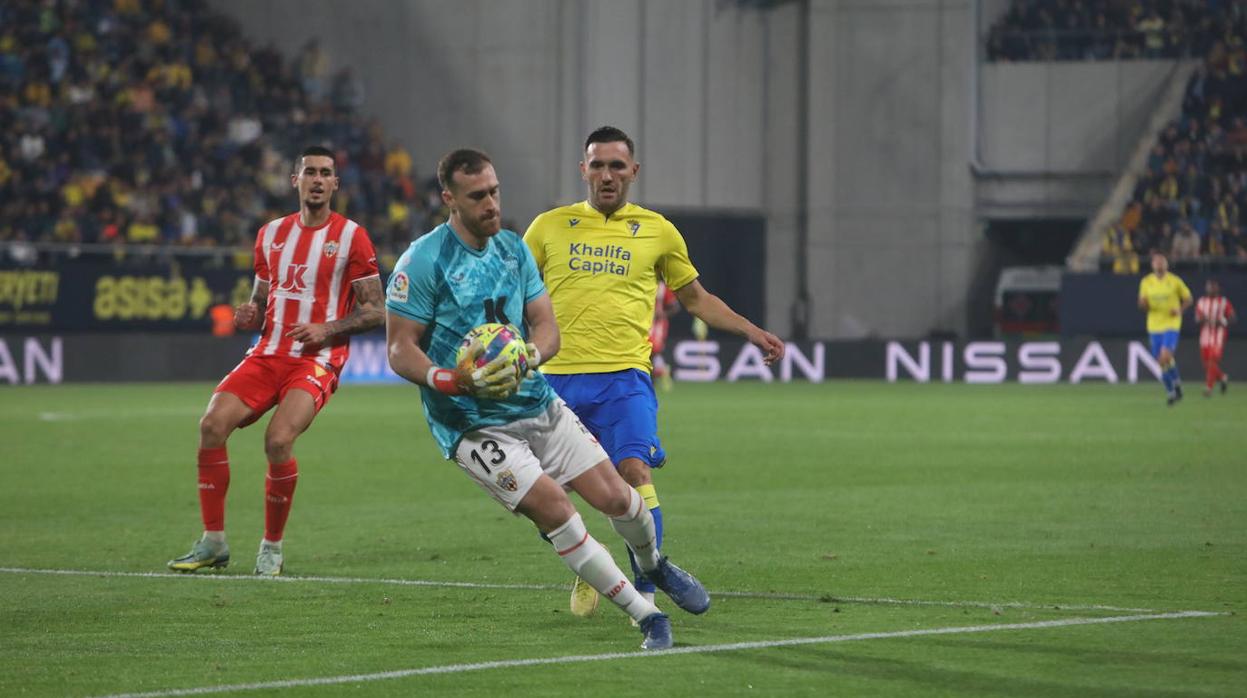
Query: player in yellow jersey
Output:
[[525, 126, 785, 617], [1138, 251, 1192, 405]]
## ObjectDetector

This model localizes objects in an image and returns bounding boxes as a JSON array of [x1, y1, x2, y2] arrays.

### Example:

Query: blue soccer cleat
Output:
[[639, 612, 672, 650], [644, 557, 710, 615]]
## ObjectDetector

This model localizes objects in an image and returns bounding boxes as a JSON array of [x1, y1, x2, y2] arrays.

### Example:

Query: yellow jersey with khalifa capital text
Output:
[[524, 201, 698, 374]]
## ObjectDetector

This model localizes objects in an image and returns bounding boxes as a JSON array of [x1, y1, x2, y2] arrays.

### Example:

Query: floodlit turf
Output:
[[1, 380, 1243, 697]]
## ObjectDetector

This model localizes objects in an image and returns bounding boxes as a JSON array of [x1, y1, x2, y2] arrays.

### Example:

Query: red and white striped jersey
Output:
[[248, 211, 379, 370], [1195, 295, 1235, 350]]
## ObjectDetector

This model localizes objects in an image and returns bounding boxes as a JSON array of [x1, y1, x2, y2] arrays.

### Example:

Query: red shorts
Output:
[[1200, 345, 1224, 363], [215, 354, 339, 428]]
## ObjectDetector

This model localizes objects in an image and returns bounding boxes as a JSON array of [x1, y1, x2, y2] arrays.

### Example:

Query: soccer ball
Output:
[[457, 323, 529, 377]]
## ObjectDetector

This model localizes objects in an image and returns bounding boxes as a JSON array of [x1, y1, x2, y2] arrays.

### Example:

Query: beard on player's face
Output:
[[467, 208, 501, 237], [299, 179, 335, 210], [304, 195, 328, 210], [592, 181, 628, 211]]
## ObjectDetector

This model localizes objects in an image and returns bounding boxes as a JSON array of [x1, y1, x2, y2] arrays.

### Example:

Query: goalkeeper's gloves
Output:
[[522, 342, 542, 379], [425, 338, 520, 400]]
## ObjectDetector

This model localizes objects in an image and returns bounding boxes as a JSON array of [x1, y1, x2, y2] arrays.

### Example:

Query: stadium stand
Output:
[[1101, 35, 1247, 269], [1001, 1, 1247, 271], [986, 0, 1242, 62], [0, 0, 441, 261]]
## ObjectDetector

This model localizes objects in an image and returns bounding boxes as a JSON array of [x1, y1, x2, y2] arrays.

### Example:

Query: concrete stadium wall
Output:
[[209, 0, 982, 340], [209, 0, 771, 218], [801, 0, 979, 339], [979, 61, 1177, 174]]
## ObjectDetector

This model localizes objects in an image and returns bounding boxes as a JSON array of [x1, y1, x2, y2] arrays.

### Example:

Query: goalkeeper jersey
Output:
[[386, 223, 554, 458]]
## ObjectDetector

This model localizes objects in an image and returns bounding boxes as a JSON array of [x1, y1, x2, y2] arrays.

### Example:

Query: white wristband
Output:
[[425, 366, 440, 388], [528, 345, 542, 368]]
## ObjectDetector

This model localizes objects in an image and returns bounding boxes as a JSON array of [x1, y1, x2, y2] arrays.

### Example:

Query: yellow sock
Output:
[[636, 483, 661, 510]]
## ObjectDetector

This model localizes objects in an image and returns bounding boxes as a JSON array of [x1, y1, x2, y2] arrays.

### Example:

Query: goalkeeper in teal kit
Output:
[[384, 148, 709, 650]]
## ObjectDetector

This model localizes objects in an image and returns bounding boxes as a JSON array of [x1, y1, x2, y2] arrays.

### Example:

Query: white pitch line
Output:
[[0, 566, 1165, 613], [91, 611, 1225, 698], [712, 590, 1161, 614]]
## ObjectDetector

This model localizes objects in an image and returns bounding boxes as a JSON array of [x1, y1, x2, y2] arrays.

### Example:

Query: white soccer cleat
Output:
[[254, 540, 284, 576]]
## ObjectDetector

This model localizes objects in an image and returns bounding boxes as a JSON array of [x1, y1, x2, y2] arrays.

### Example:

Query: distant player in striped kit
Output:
[[168, 146, 384, 576], [1195, 279, 1236, 397]]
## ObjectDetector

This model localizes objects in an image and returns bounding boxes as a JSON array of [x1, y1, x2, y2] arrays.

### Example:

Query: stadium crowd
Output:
[[1103, 29, 1247, 272], [0, 0, 443, 260], [986, 0, 1246, 62]]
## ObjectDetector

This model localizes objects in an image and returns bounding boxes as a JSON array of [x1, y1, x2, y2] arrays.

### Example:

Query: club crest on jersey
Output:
[[388, 272, 409, 302], [569, 218, 580, 227], [323, 240, 339, 258], [504, 256, 518, 272], [495, 468, 518, 492], [449, 270, 467, 284], [627, 220, 640, 236]]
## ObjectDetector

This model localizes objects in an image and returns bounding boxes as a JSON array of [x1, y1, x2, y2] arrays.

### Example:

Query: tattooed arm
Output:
[[285, 276, 385, 344]]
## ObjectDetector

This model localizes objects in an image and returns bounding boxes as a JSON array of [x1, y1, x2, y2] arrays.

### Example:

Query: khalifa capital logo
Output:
[[627, 220, 640, 236]]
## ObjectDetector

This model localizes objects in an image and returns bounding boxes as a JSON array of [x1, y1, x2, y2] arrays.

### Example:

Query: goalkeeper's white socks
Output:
[[548, 512, 657, 622], [608, 487, 662, 573]]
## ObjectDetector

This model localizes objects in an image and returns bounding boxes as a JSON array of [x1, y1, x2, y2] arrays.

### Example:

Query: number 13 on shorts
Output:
[[451, 400, 609, 512], [454, 430, 539, 510]]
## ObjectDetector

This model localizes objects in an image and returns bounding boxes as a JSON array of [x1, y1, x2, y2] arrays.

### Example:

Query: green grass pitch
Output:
[[1, 381, 1243, 696]]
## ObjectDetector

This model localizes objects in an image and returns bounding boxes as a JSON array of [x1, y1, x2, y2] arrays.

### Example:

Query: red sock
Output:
[[197, 447, 230, 532], [264, 458, 299, 542], [1205, 360, 1220, 389]]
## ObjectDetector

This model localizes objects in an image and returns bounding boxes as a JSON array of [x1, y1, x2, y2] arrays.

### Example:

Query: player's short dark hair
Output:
[[437, 148, 493, 191], [585, 126, 635, 156], [295, 145, 336, 172]]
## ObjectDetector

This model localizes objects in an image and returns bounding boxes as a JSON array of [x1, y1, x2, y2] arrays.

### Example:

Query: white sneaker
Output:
[[254, 540, 283, 576]]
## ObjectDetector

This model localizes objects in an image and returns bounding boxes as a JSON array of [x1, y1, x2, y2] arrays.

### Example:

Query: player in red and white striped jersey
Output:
[[1194, 278, 1236, 397], [169, 146, 384, 576]]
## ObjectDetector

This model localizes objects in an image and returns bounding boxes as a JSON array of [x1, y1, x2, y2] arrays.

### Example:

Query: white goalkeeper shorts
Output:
[[453, 398, 610, 511]]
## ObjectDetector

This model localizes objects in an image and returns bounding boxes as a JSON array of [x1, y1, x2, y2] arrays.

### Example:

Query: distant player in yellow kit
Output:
[[525, 126, 784, 616], [1137, 251, 1192, 405]]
